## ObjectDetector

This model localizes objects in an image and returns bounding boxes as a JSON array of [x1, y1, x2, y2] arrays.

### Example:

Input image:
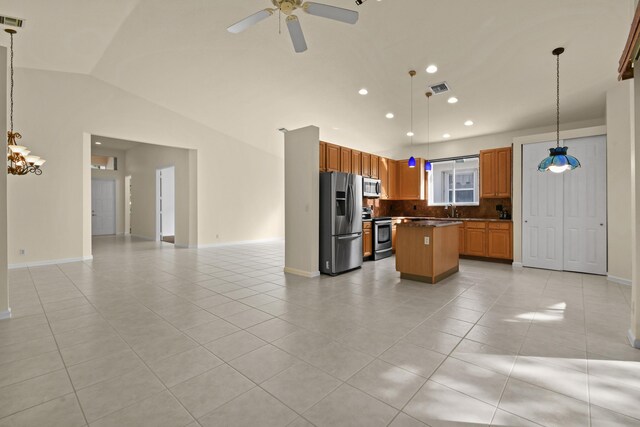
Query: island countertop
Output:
[[396, 220, 463, 228]]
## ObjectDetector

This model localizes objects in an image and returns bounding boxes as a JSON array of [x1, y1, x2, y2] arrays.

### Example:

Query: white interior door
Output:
[[92, 179, 116, 236], [523, 142, 564, 270], [156, 167, 175, 241], [563, 136, 607, 274]]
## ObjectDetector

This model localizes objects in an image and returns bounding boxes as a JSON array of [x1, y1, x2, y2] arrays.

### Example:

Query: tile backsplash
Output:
[[366, 198, 512, 219]]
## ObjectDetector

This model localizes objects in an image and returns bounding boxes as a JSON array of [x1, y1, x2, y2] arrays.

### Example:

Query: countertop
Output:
[[396, 220, 463, 228], [390, 216, 512, 223]]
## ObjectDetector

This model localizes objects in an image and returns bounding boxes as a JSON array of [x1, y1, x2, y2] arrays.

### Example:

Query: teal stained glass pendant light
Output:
[[408, 70, 416, 168], [425, 91, 433, 171], [538, 47, 581, 174]]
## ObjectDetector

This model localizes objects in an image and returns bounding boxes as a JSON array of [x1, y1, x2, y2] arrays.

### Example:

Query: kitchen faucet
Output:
[[446, 204, 458, 218]]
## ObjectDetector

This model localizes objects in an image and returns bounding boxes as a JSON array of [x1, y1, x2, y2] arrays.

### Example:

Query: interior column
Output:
[[0, 46, 9, 320]]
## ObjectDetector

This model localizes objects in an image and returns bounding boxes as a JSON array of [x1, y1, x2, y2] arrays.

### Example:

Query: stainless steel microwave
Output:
[[362, 177, 381, 198]]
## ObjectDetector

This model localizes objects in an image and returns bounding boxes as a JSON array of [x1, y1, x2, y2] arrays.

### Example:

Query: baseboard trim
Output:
[[512, 262, 523, 268], [9, 255, 93, 269], [198, 238, 284, 249], [608, 275, 632, 286], [284, 267, 320, 278], [0, 308, 11, 320], [628, 329, 640, 349]]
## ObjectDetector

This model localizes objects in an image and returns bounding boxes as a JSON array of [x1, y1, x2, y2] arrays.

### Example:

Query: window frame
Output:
[[428, 156, 480, 206]]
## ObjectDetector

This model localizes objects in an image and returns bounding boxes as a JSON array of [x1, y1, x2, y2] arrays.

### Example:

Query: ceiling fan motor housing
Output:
[[272, 0, 302, 15]]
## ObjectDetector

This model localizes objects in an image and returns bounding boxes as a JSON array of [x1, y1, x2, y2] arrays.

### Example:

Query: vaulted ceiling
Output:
[[0, 0, 633, 155]]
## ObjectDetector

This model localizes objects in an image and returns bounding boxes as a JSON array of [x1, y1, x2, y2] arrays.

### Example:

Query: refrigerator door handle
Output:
[[346, 183, 351, 224], [349, 183, 355, 224], [337, 233, 362, 240]]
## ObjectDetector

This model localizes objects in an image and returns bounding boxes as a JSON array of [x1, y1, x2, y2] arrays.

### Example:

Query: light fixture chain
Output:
[[556, 51, 560, 148], [9, 31, 13, 133], [410, 72, 413, 145]]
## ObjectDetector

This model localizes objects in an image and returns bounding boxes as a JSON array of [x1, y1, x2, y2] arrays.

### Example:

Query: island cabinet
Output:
[[480, 147, 512, 198], [392, 221, 398, 253], [351, 150, 362, 175], [396, 159, 426, 200], [458, 224, 465, 254], [325, 142, 340, 172], [362, 152, 371, 177], [363, 221, 372, 258], [320, 141, 326, 171], [370, 155, 379, 179], [340, 147, 352, 173]]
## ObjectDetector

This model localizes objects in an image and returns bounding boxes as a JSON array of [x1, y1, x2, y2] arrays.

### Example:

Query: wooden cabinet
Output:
[[379, 157, 389, 199], [325, 142, 340, 172], [319, 142, 326, 172], [487, 222, 512, 259], [458, 224, 465, 255], [340, 147, 352, 173], [391, 222, 397, 253], [480, 147, 512, 198], [370, 155, 379, 179], [388, 160, 397, 199], [351, 150, 362, 175], [362, 152, 371, 178], [465, 222, 487, 257], [396, 159, 425, 200], [363, 221, 372, 258]]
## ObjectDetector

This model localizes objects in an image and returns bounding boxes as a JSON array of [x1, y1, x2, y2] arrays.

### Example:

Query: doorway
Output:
[[156, 166, 175, 244], [522, 135, 607, 274], [91, 179, 116, 236]]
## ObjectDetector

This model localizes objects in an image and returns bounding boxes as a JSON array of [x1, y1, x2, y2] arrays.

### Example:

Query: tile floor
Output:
[[0, 235, 639, 426]]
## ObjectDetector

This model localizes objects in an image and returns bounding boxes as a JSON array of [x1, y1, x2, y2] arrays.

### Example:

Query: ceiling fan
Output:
[[227, 0, 359, 53]]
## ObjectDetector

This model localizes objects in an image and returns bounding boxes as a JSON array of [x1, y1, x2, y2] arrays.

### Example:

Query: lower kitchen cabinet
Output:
[[487, 222, 512, 259], [392, 222, 397, 253], [458, 225, 465, 255], [465, 222, 487, 257], [459, 221, 512, 260], [363, 222, 373, 258]]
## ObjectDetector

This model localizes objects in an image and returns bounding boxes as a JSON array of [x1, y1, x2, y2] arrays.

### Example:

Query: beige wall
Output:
[[7, 68, 284, 265], [90, 146, 127, 235], [0, 47, 8, 317], [125, 143, 194, 247], [606, 81, 634, 282], [631, 64, 640, 347]]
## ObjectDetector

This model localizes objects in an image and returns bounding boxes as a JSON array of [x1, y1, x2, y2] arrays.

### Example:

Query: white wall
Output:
[[606, 81, 634, 283], [284, 126, 320, 277], [126, 144, 192, 247], [91, 146, 126, 235], [0, 47, 8, 318], [7, 68, 284, 264]]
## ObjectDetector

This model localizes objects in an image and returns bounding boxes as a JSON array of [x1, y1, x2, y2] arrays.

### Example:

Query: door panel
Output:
[[92, 179, 116, 236]]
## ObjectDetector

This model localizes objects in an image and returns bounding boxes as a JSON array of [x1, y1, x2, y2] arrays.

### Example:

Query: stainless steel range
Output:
[[372, 217, 393, 260]]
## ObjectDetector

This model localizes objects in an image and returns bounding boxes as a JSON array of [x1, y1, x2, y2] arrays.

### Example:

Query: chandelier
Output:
[[6, 29, 45, 175]]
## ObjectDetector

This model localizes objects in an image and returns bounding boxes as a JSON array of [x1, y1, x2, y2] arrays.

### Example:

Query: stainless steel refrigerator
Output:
[[320, 172, 363, 275]]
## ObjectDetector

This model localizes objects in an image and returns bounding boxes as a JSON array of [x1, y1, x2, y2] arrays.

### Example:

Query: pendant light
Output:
[[425, 91, 433, 171], [5, 29, 45, 176], [408, 70, 416, 168], [537, 47, 580, 174]]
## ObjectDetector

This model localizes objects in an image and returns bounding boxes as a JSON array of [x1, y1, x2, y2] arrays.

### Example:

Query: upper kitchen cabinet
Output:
[[370, 155, 379, 179], [351, 150, 362, 175], [325, 142, 340, 172], [480, 147, 512, 198], [340, 147, 352, 173], [320, 141, 326, 172], [388, 159, 397, 199], [379, 157, 389, 199], [362, 152, 371, 178], [396, 158, 425, 200]]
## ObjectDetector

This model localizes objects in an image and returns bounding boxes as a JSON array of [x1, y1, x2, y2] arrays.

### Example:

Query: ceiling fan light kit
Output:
[[227, 0, 359, 53]]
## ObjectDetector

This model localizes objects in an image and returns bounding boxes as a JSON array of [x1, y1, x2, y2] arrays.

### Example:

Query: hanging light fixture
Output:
[[537, 47, 579, 174], [425, 91, 432, 172], [5, 29, 45, 176], [408, 70, 416, 168]]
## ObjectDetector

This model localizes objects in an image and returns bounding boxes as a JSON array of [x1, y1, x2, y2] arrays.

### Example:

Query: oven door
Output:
[[373, 221, 393, 259]]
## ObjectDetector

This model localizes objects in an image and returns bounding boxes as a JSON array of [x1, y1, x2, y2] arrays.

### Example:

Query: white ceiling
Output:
[[0, 0, 633, 155]]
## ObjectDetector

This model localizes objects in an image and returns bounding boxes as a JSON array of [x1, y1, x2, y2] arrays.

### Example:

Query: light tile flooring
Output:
[[1, 236, 639, 426]]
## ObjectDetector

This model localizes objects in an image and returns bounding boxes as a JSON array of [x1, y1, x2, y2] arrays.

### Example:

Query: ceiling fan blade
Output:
[[286, 15, 307, 53], [302, 2, 358, 24], [227, 9, 274, 34]]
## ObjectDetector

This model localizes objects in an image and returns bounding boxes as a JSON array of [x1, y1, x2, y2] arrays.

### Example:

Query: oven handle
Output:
[[376, 248, 393, 253]]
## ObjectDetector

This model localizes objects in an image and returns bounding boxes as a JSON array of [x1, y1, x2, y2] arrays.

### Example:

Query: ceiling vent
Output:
[[429, 82, 450, 95], [0, 15, 24, 28]]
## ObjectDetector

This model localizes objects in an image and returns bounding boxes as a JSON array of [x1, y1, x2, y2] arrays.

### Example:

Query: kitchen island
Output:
[[395, 220, 462, 284]]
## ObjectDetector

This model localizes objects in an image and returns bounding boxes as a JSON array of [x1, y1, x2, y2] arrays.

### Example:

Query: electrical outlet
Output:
[[424, 237, 430, 245], [19, 249, 26, 255]]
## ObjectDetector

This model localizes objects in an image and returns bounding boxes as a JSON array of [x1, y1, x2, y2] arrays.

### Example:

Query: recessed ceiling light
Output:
[[448, 97, 458, 104], [359, 88, 368, 95], [95, 142, 102, 145], [443, 133, 451, 138], [386, 113, 394, 119], [407, 132, 415, 137], [426, 65, 438, 74], [464, 120, 474, 126]]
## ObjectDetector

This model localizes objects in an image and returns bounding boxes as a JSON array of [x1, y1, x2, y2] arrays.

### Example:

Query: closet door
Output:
[[563, 136, 607, 275], [522, 142, 564, 270]]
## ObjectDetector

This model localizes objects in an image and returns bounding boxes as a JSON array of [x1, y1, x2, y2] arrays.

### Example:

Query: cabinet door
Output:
[[319, 142, 326, 171], [487, 223, 512, 259], [362, 153, 371, 177], [459, 224, 466, 255], [388, 160, 397, 199], [340, 147, 352, 173], [326, 143, 340, 172], [351, 150, 362, 175], [391, 224, 397, 253], [370, 155, 379, 179], [480, 149, 497, 198], [496, 147, 512, 197], [363, 226, 372, 258], [379, 158, 389, 199], [397, 159, 424, 200], [465, 223, 487, 257]]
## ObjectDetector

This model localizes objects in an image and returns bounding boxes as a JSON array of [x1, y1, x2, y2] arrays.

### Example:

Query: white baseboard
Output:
[[198, 238, 284, 249], [284, 267, 320, 278], [512, 262, 523, 268], [0, 308, 11, 320], [608, 274, 632, 286], [9, 255, 93, 269], [628, 329, 640, 349]]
